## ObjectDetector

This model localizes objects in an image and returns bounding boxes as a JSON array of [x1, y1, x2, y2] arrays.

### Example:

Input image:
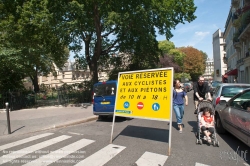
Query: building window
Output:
[[216, 69, 220, 76]]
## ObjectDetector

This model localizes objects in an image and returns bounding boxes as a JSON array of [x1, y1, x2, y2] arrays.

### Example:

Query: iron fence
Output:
[[0, 89, 92, 111]]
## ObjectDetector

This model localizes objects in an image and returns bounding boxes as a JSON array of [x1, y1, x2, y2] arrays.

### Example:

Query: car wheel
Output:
[[216, 115, 226, 134]]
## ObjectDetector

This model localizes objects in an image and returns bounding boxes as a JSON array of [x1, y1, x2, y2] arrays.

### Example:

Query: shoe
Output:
[[179, 130, 182, 133], [207, 137, 211, 143], [203, 136, 207, 141]]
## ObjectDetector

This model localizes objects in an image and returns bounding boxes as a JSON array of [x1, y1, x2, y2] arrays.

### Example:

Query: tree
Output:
[[53, 0, 197, 84], [178, 46, 205, 80], [158, 40, 175, 55], [158, 40, 187, 77], [0, 44, 25, 90], [174, 73, 191, 81], [0, 0, 69, 92], [158, 54, 181, 72], [200, 50, 208, 66]]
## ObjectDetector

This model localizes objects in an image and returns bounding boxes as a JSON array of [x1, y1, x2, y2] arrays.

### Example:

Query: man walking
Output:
[[193, 76, 212, 114]]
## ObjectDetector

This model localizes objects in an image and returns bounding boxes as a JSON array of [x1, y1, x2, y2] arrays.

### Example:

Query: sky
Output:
[[157, 0, 231, 59], [70, 0, 231, 60]]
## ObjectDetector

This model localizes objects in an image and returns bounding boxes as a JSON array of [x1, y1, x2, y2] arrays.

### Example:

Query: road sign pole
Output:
[[110, 113, 116, 143], [168, 69, 174, 156]]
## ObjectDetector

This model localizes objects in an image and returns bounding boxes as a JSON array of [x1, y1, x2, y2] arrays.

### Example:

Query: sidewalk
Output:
[[0, 105, 98, 137]]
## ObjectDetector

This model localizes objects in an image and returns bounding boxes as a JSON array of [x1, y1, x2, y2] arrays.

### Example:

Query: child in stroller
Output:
[[200, 107, 214, 143], [196, 101, 219, 146]]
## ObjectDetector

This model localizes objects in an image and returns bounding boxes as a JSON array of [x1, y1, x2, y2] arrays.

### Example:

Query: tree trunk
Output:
[[90, 59, 98, 84], [33, 75, 39, 92], [29, 71, 39, 92]]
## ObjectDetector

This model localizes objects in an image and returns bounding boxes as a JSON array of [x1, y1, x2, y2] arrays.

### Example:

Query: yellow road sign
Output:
[[114, 68, 173, 121]]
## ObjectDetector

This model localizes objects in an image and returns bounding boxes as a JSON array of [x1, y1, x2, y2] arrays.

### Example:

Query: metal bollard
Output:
[[5, 102, 11, 134]]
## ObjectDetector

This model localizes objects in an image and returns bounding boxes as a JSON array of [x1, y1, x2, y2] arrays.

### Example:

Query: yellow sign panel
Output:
[[114, 68, 173, 121]]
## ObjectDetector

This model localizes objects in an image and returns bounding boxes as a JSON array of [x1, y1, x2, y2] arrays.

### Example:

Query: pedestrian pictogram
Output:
[[137, 102, 144, 109], [152, 103, 160, 111], [123, 101, 130, 109]]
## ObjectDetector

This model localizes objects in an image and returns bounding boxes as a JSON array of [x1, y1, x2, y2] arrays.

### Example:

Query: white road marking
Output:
[[0, 133, 54, 151], [23, 138, 95, 166], [68, 132, 83, 135], [74, 144, 125, 166], [0, 135, 71, 165], [195, 162, 210, 166], [135, 151, 168, 166]]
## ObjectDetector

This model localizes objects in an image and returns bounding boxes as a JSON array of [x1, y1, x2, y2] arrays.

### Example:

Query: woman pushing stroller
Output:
[[200, 107, 214, 143]]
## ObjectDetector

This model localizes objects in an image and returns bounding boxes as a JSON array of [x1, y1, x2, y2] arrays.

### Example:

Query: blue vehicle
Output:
[[93, 80, 117, 119]]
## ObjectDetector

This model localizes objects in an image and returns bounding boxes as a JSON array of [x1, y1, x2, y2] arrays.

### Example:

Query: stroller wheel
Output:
[[199, 139, 203, 145]]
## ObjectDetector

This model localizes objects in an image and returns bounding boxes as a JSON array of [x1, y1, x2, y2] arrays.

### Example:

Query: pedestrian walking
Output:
[[173, 79, 188, 133], [193, 76, 212, 114]]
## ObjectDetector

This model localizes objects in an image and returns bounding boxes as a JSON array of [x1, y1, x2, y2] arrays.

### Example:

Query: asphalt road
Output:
[[0, 91, 249, 166]]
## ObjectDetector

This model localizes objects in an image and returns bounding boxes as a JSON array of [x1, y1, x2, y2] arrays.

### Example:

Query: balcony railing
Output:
[[233, 39, 240, 48], [246, 51, 250, 57], [223, 56, 228, 64], [237, 58, 244, 64]]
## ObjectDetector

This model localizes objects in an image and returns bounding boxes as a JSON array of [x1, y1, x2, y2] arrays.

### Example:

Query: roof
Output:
[[219, 83, 250, 86]]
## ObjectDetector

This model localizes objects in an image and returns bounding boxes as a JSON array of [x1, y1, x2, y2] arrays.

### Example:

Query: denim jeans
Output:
[[173, 104, 184, 124]]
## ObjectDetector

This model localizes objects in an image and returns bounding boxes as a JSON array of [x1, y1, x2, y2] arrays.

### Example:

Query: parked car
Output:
[[183, 83, 192, 92], [212, 83, 250, 108], [209, 81, 222, 96], [214, 88, 250, 147]]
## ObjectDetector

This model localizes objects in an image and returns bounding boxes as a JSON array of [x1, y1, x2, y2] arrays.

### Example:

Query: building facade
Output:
[[213, 29, 227, 82], [38, 59, 108, 89], [203, 58, 214, 81], [37, 52, 131, 88], [222, 0, 250, 83]]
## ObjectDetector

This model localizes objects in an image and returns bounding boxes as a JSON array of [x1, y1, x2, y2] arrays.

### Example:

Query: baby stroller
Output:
[[195, 100, 219, 147]]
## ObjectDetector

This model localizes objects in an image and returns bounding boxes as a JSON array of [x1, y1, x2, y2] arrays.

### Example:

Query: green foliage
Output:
[[158, 40, 175, 55], [169, 49, 186, 67], [0, 0, 197, 89], [0, 0, 69, 91], [158, 40, 185, 67], [174, 73, 191, 81], [57, 0, 197, 83], [211, 71, 214, 77]]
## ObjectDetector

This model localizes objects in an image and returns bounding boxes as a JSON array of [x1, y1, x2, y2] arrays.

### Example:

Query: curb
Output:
[[44, 116, 98, 130], [0, 116, 98, 138]]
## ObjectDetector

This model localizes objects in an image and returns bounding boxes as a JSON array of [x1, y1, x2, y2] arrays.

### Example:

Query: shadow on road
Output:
[[187, 121, 198, 133], [11, 126, 25, 133], [112, 125, 169, 143], [96, 116, 133, 123]]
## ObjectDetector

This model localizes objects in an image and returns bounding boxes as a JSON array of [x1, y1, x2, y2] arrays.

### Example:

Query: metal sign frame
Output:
[[110, 67, 174, 155]]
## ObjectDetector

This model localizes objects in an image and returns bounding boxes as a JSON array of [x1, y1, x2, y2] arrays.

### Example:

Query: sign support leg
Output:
[[110, 114, 116, 143]]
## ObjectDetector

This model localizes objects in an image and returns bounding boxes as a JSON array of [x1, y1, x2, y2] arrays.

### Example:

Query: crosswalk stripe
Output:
[[135, 151, 168, 166], [23, 138, 95, 166], [0, 135, 71, 165], [0, 133, 54, 151], [74, 144, 125, 166], [195, 162, 210, 166]]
